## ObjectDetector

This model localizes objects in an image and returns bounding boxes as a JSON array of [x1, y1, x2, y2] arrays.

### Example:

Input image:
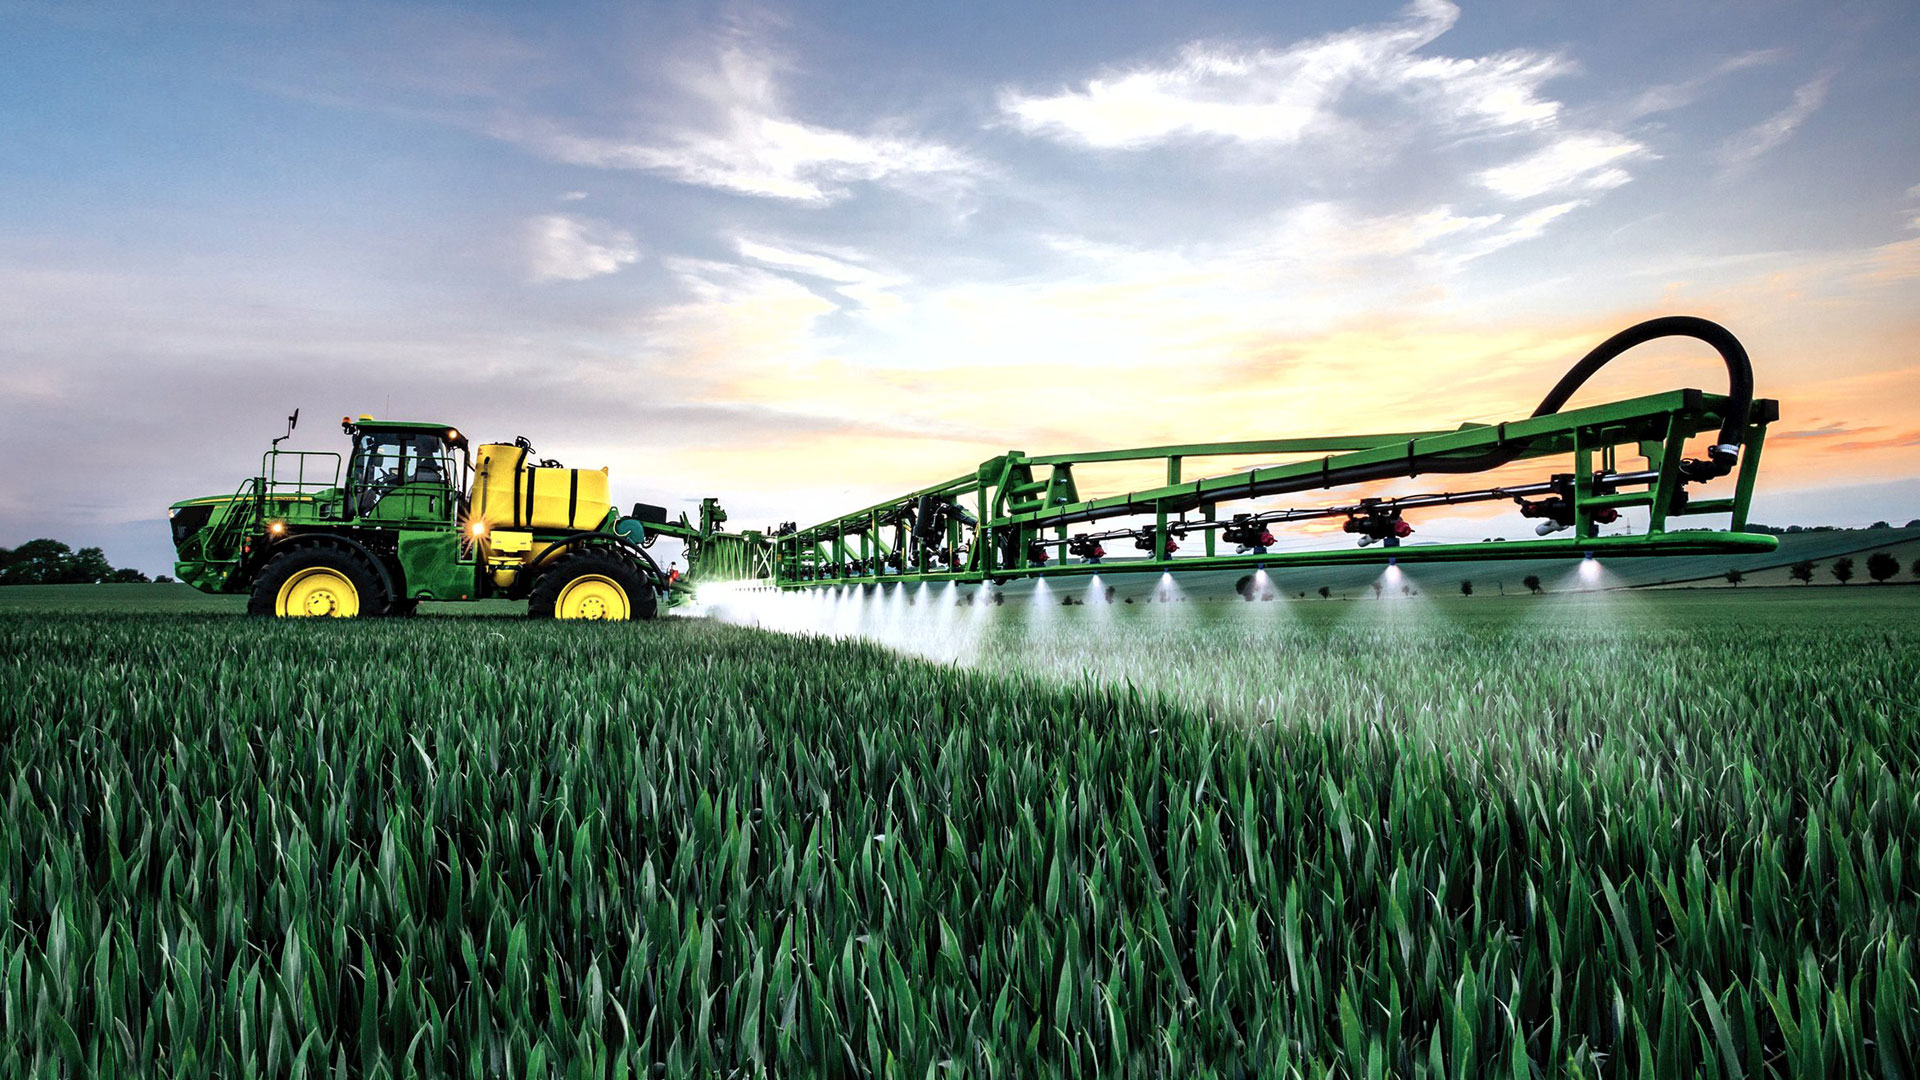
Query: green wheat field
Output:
[[2, 587, 1917, 1077]]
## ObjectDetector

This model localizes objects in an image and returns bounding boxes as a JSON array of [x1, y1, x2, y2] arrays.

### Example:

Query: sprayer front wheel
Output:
[[249, 544, 385, 618], [529, 551, 657, 621]]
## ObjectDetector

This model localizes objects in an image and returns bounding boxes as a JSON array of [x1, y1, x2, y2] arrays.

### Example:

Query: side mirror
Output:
[[273, 408, 301, 448]]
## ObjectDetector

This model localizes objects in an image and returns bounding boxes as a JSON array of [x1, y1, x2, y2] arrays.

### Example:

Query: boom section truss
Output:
[[758, 388, 1777, 588]]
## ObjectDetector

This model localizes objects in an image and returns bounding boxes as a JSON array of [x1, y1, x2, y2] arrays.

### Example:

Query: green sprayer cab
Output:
[[168, 414, 741, 619]]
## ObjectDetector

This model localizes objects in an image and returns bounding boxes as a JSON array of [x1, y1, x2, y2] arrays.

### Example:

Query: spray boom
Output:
[[666, 317, 1776, 597]]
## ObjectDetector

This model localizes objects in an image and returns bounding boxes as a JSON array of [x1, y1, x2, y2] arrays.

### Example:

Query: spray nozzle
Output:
[[1343, 508, 1413, 546]]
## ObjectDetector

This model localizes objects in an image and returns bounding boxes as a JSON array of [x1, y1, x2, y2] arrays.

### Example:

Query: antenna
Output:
[[272, 408, 299, 448]]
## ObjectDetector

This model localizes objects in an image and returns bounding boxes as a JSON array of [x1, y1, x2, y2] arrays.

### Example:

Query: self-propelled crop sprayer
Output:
[[168, 316, 1778, 618]]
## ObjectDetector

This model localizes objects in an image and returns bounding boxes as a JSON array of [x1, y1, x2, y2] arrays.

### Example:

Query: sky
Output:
[[2, 0, 1917, 574]]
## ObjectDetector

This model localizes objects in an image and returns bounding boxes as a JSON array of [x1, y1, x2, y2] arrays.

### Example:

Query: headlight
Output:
[[168, 508, 179, 519]]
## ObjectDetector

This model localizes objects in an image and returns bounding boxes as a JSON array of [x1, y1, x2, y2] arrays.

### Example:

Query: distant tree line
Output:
[[1747, 520, 1920, 535], [1787, 553, 1917, 585], [0, 539, 158, 585]]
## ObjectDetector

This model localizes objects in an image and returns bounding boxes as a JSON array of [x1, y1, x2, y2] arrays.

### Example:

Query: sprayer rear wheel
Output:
[[529, 550, 657, 621]]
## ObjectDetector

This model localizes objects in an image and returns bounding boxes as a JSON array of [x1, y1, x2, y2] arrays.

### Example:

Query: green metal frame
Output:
[[710, 387, 1778, 592]]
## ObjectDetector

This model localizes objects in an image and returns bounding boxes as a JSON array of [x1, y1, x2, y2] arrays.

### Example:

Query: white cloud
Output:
[[505, 45, 973, 205], [734, 238, 905, 313], [1244, 199, 1581, 267], [1271, 201, 1502, 261], [999, 0, 1566, 149], [1624, 50, 1781, 118], [1453, 201, 1582, 260], [527, 214, 640, 282], [1477, 132, 1646, 199], [998, 0, 1658, 217], [1719, 73, 1833, 172], [735, 239, 871, 283]]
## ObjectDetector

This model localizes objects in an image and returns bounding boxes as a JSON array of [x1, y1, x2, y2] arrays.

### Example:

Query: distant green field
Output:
[[3, 584, 1916, 1075], [0, 582, 247, 612], [0, 582, 521, 615]]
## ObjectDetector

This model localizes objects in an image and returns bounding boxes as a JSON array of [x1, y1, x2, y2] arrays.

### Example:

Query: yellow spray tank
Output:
[[470, 442, 614, 587]]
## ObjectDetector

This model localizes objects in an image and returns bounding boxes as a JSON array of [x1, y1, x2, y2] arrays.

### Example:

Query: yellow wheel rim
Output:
[[556, 574, 629, 620], [275, 567, 360, 617]]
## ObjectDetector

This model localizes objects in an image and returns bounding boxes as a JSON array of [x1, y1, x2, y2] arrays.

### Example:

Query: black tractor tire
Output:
[[384, 598, 420, 618], [248, 542, 388, 618], [527, 550, 658, 621]]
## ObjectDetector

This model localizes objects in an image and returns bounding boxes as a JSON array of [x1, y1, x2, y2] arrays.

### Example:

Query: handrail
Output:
[[261, 450, 342, 495]]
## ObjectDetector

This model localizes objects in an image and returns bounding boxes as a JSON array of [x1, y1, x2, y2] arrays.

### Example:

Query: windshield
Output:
[[357, 434, 453, 487], [355, 432, 459, 517]]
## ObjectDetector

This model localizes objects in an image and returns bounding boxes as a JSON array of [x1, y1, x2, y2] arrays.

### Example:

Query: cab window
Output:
[[358, 434, 407, 490], [355, 432, 456, 519]]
